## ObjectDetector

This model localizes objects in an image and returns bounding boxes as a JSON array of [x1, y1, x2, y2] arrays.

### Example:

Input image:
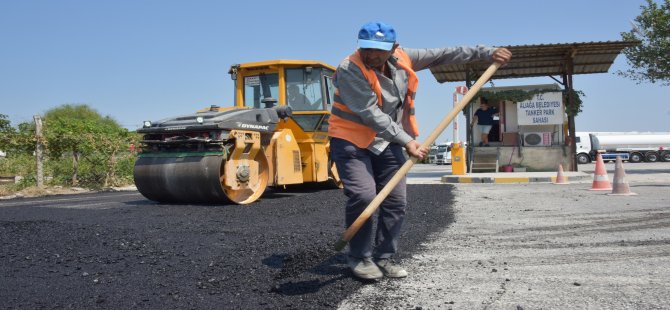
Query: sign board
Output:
[[517, 92, 564, 125], [245, 76, 260, 86]]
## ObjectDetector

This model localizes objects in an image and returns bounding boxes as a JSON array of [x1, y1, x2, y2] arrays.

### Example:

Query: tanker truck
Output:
[[575, 132, 670, 164]]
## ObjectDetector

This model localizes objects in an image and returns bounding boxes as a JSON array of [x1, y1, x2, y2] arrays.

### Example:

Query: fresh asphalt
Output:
[[0, 183, 454, 309]]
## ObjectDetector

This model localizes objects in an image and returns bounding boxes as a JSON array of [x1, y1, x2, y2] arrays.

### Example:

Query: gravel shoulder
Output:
[[340, 182, 670, 309]]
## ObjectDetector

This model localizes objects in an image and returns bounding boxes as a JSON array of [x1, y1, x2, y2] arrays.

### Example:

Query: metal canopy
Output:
[[429, 41, 639, 83]]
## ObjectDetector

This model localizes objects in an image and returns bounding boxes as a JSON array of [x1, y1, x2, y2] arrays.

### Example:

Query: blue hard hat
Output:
[[357, 21, 396, 51]]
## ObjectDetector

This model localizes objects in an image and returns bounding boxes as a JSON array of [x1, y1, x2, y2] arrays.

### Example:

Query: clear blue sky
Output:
[[1, 0, 667, 143]]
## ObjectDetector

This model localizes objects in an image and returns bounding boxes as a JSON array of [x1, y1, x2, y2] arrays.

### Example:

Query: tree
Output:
[[0, 114, 11, 132], [82, 121, 133, 187], [619, 0, 670, 85], [0, 114, 15, 151], [44, 104, 131, 186], [0, 114, 34, 155]]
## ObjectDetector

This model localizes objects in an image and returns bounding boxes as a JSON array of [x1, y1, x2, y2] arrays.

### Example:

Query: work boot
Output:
[[347, 256, 383, 280], [374, 258, 408, 278]]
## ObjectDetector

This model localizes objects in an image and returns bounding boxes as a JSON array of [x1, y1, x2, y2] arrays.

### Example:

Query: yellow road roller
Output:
[[134, 60, 341, 204]]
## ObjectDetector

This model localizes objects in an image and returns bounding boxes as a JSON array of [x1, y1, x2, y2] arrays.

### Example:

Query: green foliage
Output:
[[477, 89, 585, 116], [619, 0, 670, 85], [43, 104, 121, 157], [0, 154, 36, 191], [0, 153, 34, 176], [13, 122, 37, 155], [0, 114, 14, 151], [0, 114, 12, 132], [0, 106, 139, 194], [43, 104, 136, 187], [1, 114, 18, 153], [0, 115, 41, 156], [114, 153, 138, 185], [47, 156, 75, 186]]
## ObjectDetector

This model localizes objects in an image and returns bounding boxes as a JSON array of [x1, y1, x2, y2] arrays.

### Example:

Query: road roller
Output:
[[134, 60, 341, 204]]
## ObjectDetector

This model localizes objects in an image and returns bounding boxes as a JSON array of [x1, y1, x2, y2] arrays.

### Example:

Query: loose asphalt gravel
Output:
[[341, 182, 670, 310], [0, 184, 454, 309]]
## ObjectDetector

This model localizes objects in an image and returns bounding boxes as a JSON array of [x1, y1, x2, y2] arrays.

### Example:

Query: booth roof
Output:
[[429, 40, 639, 83]]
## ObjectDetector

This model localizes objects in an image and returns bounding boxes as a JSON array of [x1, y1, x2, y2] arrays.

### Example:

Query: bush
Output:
[[0, 154, 35, 177], [1, 105, 141, 194], [47, 156, 74, 186], [114, 153, 137, 186], [0, 155, 37, 192]]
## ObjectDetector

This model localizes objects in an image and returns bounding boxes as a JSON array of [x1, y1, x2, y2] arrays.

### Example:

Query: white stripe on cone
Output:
[[589, 153, 612, 191], [608, 156, 637, 196]]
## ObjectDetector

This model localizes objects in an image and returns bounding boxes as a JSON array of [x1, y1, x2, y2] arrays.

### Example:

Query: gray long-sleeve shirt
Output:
[[333, 46, 495, 154]]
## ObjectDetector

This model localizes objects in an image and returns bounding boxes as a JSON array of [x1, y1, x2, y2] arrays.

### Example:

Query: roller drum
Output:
[[134, 155, 230, 204]]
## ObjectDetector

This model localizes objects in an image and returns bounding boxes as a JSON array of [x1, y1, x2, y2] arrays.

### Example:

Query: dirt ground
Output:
[[0, 184, 454, 309], [0, 185, 93, 199]]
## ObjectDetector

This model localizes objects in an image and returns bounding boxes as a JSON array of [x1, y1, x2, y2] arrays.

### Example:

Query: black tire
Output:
[[661, 151, 670, 162], [576, 153, 591, 164], [629, 152, 643, 163], [645, 151, 659, 162]]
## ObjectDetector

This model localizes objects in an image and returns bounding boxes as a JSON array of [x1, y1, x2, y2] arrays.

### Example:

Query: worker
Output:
[[328, 21, 511, 280], [287, 84, 312, 110], [471, 98, 499, 146]]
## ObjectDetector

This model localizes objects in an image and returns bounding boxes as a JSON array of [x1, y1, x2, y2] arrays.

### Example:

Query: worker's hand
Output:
[[492, 48, 512, 66], [404, 140, 428, 159]]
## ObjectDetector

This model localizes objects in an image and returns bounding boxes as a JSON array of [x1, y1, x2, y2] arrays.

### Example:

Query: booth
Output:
[[428, 40, 639, 172], [469, 84, 569, 172]]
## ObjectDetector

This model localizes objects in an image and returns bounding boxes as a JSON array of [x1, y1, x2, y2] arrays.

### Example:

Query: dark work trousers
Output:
[[330, 137, 407, 259]]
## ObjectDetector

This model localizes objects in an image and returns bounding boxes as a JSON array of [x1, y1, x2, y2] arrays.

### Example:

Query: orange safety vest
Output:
[[328, 49, 419, 148]]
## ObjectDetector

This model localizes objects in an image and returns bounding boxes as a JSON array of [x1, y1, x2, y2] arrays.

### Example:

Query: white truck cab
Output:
[[435, 142, 453, 165]]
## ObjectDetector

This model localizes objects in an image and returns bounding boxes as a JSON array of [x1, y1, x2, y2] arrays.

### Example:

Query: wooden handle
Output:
[[334, 62, 501, 251]]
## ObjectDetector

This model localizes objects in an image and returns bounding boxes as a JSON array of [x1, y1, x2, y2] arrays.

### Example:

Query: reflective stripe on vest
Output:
[[394, 50, 420, 136], [328, 49, 420, 148], [331, 103, 366, 124]]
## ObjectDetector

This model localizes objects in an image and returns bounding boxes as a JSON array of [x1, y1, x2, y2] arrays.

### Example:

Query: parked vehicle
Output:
[[434, 142, 453, 165], [428, 146, 438, 164], [575, 132, 670, 164]]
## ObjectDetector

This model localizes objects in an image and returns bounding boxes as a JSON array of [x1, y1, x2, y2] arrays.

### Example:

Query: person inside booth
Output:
[[471, 98, 499, 146]]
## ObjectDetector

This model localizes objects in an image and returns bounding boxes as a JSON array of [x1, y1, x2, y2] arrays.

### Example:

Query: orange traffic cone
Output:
[[607, 156, 637, 196], [553, 164, 569, 184], [589, 153, 612, 191]]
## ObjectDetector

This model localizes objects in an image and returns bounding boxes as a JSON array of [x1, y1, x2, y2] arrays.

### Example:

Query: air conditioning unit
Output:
[[523, 132, 552, 146]]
